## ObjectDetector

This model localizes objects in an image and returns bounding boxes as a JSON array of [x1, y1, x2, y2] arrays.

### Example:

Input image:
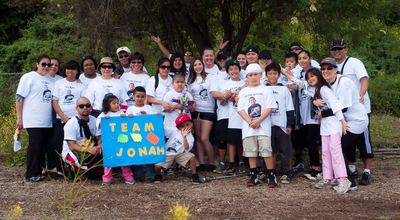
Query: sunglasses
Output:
[[184, 54, 193, 56], [320, 67, 334, 71], [331, 47, 344, 51], [131, 61, 142, 64], [290, 47, 302, 51], [77, 103, 91, 109], [101, 65, 113, 69], [40, 62, 53, 68], [118, 55, 129, 59], [159, 65, 171, 70], [217, 57, 227, 61]]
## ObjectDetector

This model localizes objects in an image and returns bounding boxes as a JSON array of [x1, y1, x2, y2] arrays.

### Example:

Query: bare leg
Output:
[[193, 119, 205, 164], [229, 144, 236, 163], [155, 165, 162, 175], [363, 158, 372, 170], [263, 157, 274, 170], [200, 120, 215, 165], [190, 157, 197, 174]]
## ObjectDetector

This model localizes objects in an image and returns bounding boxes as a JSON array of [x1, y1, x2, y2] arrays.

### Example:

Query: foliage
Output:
[[3, 204, 23, 220], [369, 73, 400, 117], [162, 201, 192, 220], [370, 115, 400, 146]]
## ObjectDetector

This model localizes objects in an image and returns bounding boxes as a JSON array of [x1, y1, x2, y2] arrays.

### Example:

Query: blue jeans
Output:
[[132, 164, 155, 180]]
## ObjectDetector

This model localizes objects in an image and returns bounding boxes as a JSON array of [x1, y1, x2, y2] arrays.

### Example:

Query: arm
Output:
[[16, 99, 23, 129], [52, 100, 69, 123], [67, 140, 101, 155], [214, 40, 229, 57], [147, 95, 173, 112], [251, 108, 273, 129], [151, 36, 171, 58], [238, 110, 252, 125], [359, 77, 369, 104], [181, 127, 191, 150]]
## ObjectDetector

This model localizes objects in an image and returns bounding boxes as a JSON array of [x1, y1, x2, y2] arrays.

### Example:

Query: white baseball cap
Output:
[[245, 63, 262, 75], [116, 46, 131, 55]]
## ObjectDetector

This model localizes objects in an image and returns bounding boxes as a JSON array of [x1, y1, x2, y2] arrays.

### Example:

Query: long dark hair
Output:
[[102, 94, 119, 114], [170, 53, 186, 75], [188, 57, 206, 84], [156, 58, 171, 74], [64, 60, 81, 79], [305, 68, 331, 100]]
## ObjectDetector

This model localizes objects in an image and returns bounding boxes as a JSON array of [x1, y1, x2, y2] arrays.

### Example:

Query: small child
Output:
[[96, 95, 135, 186], [126, 86, 160, 182], [237, 63, 278, 187], [154, 114, 200, 184], [265, 63, 295, 184], [162, 74, 196, 136]]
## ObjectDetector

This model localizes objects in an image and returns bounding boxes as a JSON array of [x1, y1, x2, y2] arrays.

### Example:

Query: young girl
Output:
[[282, 67, 351, 194], [187, 58, 216, 172], [96, 95, 135, 186]]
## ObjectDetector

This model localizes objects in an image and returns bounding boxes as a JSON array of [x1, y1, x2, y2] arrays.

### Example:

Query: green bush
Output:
[[369, 73, 400, 116]]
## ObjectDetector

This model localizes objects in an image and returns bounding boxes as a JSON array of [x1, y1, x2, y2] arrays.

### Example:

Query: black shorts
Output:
[[215, 119, 228, 142], [227, 129, 242, 145], [191, 111, 217, 122]]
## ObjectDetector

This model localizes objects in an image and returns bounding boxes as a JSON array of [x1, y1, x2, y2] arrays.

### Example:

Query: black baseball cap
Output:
[[330, 39, 347, 50], [259, 50, 272, 59], [246, 46, 259, 54], [289, 42, 304, 51], [217, 50, 231, 59]]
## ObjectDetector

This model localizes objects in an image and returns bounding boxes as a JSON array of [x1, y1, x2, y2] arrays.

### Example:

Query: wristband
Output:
[[237, 87, 242, 91], [222, 96, 226, 101]]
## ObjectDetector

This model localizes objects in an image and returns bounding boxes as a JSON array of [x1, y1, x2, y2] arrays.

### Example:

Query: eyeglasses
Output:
[[159, 65, 171, 70], [77, 103, 91, 109], [217, 57, 227, 61], [118, 55, 129, 59], [331, 47, 344, 51], [320, 67, 334, 71], [289, 47, 302, 52], [184, 54, 193, 56], [131, 61, 142, 64], [40, 62, 53, 68], [101, 65, 113, 69]]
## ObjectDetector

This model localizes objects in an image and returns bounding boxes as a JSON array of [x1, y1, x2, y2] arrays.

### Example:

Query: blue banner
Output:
[[101, 114, 166, 167]]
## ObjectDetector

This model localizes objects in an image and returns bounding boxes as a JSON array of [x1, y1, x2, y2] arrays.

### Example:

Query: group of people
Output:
[[15, 37, 373, 194]]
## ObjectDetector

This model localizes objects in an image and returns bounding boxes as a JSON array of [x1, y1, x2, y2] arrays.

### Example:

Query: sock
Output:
[[364, 169, 370, 174], [339, 177, 347, 181], [348, 165, 356, 172], [239, 161, 244, 165], [295, 154, 302, 163], [250, 168, 257, 175], [230, 162, 235, 168], [220, 162, 225, 166]]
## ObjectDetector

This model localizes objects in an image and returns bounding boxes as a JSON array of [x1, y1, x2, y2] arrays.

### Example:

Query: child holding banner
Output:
[[96, 95, 135, 186], [154, 114, 200, 184], [126, 86, 161, 183]]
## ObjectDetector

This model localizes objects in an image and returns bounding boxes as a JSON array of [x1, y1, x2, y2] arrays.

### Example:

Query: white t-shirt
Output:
[[318, 86, 344, 136], [293, 70, 319, 125], [79, 73, 101, 87], [52, 79, 86, 119], [260, 70, 296, 86], [221, 80, 245, 129], [95, 110, 125, 135], [330, 75, 368, 134], [16, 71, 55, 128], [162, 90, 193, 132], [145, 74, 173, 114], [337, 56, 371, 113], [62, 115, 100, 160], [120, 72, 150, 107], [164, 126, 194, 156], [204, 64, 220, 76], [237, 85, 277, 138], [84, 77, 128, 111], [269, 85, 294, 133], [52, 74, 64, 81], [188, 75, 215, 113], [210, 71, 232, 120], [126, 105, 154, 116]]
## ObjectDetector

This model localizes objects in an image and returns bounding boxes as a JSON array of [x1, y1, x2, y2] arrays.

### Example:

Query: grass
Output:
[[370, 115, 400, 148]]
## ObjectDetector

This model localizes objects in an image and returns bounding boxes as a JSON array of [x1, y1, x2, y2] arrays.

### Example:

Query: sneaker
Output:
[[267, 172, 278, 188], [247, 173, 259, 187], [154, 175, 162, 183], [304, 169, 321, 180], [238, 163, 249, 174], [280, 174, 290, 184], [259, 173, 267, 182], [192, 174, 200, 185], [42, 167, 57, 175], [335, 179, 351, 194], [178, 165, 187, 174], [359, 172, 371, 185], [289, 169, 295, 178], [206, 165, 216, 172], [125, 179, 136, 185], [330, 178, 339, 186], [226, 166, 236, 175], [350, 169, 359, 179], [167, 167, 175, 175], [196, 164, 205, 171], [145, 178, 154, 183], [293, 162, 305, 173], [102, 181, 111, 186], [315, 179, 332, 189], [25, 175, 46, 182], [213, 163, 227, 174]]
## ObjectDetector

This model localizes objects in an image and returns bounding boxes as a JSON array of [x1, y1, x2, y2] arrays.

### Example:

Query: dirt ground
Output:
[[1, 154, 400, 220]]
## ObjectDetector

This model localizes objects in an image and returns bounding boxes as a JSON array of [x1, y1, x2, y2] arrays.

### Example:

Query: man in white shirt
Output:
[[330, 38, 373, 186], [115, 47, 132, 76]]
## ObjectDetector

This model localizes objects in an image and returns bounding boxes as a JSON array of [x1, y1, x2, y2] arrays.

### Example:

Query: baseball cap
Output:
[[217, 50, 231, 59], [259, 50, 272, 59], [116, 46, 131, 55], [245, 63, 262, 75], [330, 39, 346, 50], [175, 114, 192, 128], [320, 57, 337, 68], [225, 59, 241, 71], [98, 57, 116, 71], [289, 42, 304, 51], [246, 46, 259, 54]]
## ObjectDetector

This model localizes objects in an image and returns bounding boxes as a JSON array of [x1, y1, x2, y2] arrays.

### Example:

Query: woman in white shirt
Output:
[[79, 56, 100, 87]]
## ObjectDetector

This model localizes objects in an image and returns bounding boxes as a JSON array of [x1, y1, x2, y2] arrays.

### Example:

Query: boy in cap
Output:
[[154, 114, 200, 184], [237, 63, 278, 187]]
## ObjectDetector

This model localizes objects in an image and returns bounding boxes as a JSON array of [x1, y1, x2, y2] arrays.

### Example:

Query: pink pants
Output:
[[103, 166, 133, 182], [321, 134, 347, 180]]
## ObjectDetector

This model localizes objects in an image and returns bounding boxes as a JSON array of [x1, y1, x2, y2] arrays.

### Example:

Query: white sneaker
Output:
[[330, 178, 339, 186], [315, 179, 332, 189], [335, 179, 351, 194]]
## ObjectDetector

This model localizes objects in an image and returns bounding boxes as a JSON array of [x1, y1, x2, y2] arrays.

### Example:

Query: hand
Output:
[[188, 103, 196, 112], [16, 118, 23, 130], [286, 84, 296, 92], [318, 110, 322, 119], [140, 110, 147, 115], [113, 73, 120, 79], [286, 127, 292, 135], [228, 94, 236, 102], [128, 114, 134, 118], [219, 40, 229, 50], [263, 79, 270, 85], [313, 99, 326, 107], [250, 119, 261, 129], [76, 79, 82, 84], [151, 36, 161, 44], [62, 116, 70, 124], [359, 94, 364, 104], [120, 114, 126, 118], [155, 112, 161, 115], [224, 90, 232, 99], [244, 80, 250, 87], [174, 104, 184, 110], [181, 127, 191, 137], [161, 101, 173, 112], [341, 120, 350, 135]]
